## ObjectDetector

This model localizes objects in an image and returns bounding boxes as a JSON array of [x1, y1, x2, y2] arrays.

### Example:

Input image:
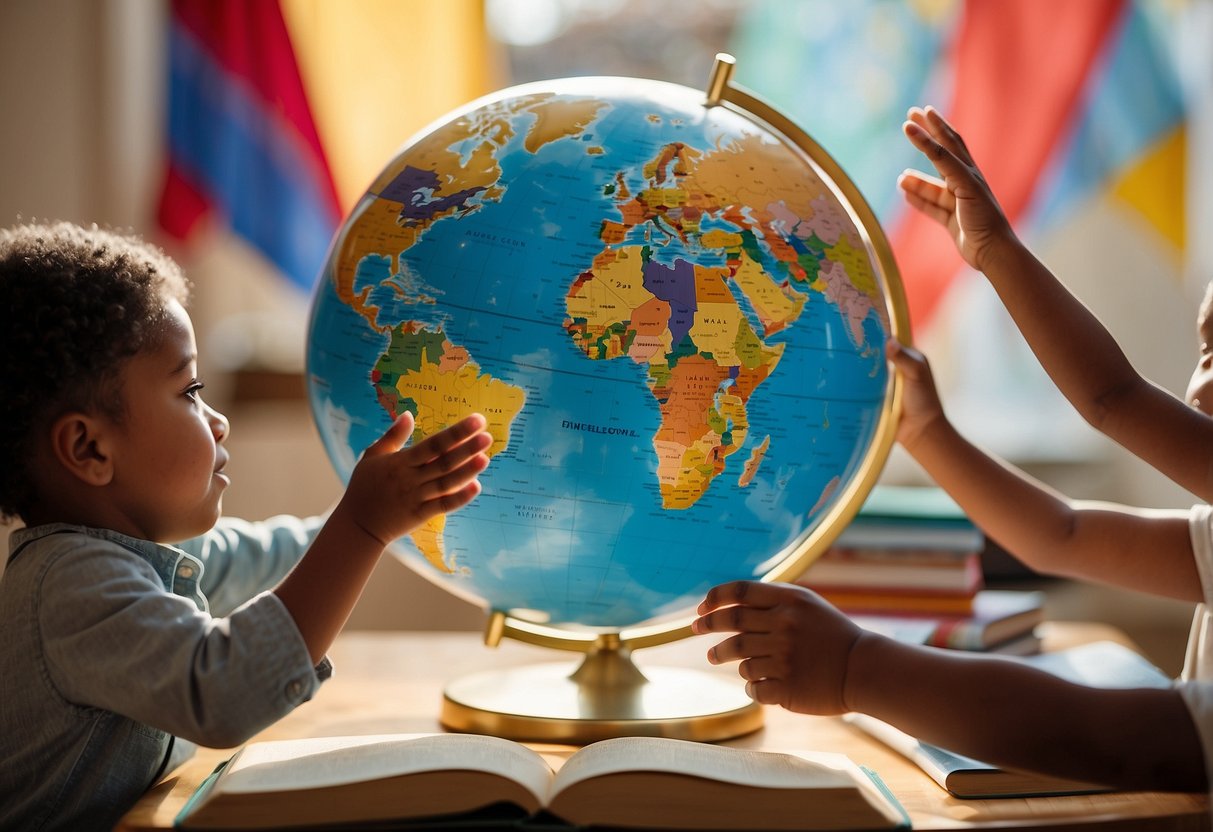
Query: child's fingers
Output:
[[898, 171, 953, 227], [886, 343, 913, 373], [897, 169, 950, 207], [698, 580, 760, 613], [922, 105, 976, 165], [414, 452, 491, 501], [365, 412, 416, 457], [886, 338, 927, 369], [897, 168, 947, 198], [420, 431, 494, 480], [738, 656, 781, 683], [692, 602, 773, 637], [888, 348, 935, 395], [406, 485, 480, 528], [407, 463, 482, 521], [407, 413, 491, 467], [698, 579, 796, 614], [744, 678, 787, 706], [907, 106, 969, 160], [427, 479, 483, 517], [902, 118, 974, 184], [704, 632, 770, 665]]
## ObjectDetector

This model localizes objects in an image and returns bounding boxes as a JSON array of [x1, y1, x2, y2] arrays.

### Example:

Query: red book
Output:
[[800, 548, 984, 597], [811, 589, 976, 617], [848, 590, 1045, 651]]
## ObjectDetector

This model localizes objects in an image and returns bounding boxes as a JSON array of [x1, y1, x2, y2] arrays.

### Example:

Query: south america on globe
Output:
[[306, 74, 903, 632]]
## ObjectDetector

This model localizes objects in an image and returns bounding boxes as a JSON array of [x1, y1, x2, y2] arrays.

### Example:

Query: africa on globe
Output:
[[306, 71, 905, 635]]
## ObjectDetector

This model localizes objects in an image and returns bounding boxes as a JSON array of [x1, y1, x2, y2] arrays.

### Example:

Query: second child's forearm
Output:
[[982, 241, 1213, 498], [903, 413, 1199, 599], [981, 239, 1140, 428], [844, 634, 1205, 792], [905, 413, 1080, 577]]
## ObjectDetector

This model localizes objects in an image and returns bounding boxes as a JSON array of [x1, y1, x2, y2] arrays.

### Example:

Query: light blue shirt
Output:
[[0, 516, 328, 832]]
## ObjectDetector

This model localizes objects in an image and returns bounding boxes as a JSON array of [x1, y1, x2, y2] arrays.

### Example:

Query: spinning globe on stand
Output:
[[306, 55, 908, 742]]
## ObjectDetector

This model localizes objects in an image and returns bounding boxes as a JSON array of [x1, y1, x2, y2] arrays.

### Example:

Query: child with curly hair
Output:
[[0, 221, 493, 831]]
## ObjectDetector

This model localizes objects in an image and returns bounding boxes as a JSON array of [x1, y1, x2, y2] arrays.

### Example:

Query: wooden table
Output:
[[118, 623, 1209, 831]]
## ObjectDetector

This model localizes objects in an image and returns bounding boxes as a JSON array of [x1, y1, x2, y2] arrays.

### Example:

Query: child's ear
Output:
[[49, 412, 114, 486]]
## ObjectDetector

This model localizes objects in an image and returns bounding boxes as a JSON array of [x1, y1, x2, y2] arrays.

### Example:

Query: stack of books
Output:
[[800, 485, 985, 616], [798, 485, 1044, 655]]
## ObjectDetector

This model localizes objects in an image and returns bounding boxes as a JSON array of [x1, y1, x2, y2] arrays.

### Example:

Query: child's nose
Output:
[[208, 405, 230, 442]]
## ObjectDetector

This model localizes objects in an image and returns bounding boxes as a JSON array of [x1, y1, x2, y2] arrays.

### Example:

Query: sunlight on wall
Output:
[[281, 0, 504, 211]]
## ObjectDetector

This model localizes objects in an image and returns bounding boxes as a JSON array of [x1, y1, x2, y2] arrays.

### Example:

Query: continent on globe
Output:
[[319, 92, 605, 574], [563, 134, 885, 510], [331, 92, 607, 333], [371, 323, 525, 572]]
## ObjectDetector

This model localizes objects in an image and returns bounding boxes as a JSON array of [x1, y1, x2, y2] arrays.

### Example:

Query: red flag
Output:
[[891, 0, 1127, 329], [157, 0, 341, 290]]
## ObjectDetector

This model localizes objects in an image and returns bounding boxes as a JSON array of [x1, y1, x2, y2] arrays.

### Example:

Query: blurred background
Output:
[[2, 0, 1210, 671]]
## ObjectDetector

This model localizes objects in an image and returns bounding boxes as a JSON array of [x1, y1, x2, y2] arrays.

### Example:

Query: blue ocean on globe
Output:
[[306, 76, 899, 631]]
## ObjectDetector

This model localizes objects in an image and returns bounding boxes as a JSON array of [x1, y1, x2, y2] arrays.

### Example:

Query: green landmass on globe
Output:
[[306, 75, 901, 631]]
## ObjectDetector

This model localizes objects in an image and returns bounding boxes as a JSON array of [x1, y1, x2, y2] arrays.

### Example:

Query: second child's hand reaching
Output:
[[897, 105, 1018, 275], [691, 580, 864, 716]]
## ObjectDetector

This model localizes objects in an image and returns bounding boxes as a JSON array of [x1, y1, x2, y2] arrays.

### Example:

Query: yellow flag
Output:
[[281, 0, 505, 211]]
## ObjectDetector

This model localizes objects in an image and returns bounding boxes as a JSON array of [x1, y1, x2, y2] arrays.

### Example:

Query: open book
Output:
[[176, 733, 908, 830], [845, 641, 1173, 798]]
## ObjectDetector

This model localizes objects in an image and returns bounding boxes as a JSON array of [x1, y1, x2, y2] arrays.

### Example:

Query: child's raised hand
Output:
[[898, 105, 1018, 274], [691, 580, 864, 715], [338, 412, 492, 547], [886, 338, 947, 453]]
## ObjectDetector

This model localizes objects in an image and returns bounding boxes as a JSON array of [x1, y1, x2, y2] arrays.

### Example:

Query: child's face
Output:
[[104, 300, 231, 542], [1187, 294, 1213, 416]]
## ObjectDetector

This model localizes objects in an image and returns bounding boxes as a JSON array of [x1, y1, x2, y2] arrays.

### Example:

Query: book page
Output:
[[550, 736, 856, 798], [215, 733, 553, 803]]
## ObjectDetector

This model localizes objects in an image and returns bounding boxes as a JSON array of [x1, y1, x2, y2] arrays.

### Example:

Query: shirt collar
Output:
[[8, 524, 211, 618]]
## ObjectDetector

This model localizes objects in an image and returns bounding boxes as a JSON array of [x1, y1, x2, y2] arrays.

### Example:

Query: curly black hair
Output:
[[0, 221, 190, 522]]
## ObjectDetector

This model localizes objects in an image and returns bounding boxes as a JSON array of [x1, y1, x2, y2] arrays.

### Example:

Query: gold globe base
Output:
[[440, 637, 763, 744]]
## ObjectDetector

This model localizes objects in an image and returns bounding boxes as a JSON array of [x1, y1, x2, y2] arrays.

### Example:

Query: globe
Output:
[[306, 65, 907, 647]]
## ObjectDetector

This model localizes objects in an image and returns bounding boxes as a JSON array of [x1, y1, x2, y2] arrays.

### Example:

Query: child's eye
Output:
[[184, 381, 205, 401]]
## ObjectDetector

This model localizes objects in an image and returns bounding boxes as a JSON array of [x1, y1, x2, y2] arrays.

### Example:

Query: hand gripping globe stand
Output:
[[438, 54, 908, 744]]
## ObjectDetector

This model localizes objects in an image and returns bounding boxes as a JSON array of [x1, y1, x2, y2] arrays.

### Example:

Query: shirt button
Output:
[[286, 679, 305, 699], [176, 563, 195, 579]]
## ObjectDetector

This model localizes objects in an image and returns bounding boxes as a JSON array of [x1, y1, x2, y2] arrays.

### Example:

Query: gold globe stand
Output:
[[440, 54, 910, 745], [441, 614, 763, 743]]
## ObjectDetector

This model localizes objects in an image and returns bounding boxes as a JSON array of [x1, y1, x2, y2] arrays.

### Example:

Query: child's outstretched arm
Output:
[[900, 106, 1213, 503], [890, 338, 1199, 601], [693, 581, 1205, 792], [275, 412, 492, 662]]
